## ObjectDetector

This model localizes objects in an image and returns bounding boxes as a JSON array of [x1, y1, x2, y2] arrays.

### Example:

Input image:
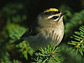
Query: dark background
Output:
[[0, 0, 84, 63]]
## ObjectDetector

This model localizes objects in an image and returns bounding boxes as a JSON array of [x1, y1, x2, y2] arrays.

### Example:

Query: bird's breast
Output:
[[28, 24, 64, 50], [42, 26, 64, 45]]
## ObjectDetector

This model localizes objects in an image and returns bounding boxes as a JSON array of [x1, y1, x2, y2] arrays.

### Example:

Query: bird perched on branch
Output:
[[23, 8, 66, 50]]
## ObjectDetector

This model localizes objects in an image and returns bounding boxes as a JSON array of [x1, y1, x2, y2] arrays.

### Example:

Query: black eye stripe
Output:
[[51, 16, 59, 19]]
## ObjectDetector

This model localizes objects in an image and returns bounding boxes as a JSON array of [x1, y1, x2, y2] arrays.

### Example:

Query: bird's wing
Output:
[[21, 20, 41, 38]]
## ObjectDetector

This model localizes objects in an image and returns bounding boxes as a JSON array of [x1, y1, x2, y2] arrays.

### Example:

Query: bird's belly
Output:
[[28, 33, 53, 50], [28, 28, 64, 50]]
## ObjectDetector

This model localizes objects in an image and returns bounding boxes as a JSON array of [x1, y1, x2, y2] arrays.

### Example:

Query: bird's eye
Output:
[[52, 16, 59, 19]]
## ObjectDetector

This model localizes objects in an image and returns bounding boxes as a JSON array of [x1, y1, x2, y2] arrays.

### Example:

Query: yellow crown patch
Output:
[[44, 8, 58, 13]]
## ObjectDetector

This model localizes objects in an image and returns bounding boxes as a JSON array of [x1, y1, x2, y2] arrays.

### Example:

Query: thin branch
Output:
[[75, 38, 84, 48], [23, 41, 28, 52]]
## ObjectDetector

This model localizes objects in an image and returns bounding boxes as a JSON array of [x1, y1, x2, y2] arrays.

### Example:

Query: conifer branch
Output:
[[75, 38, 84, 48], [23, 41, 28, 52]]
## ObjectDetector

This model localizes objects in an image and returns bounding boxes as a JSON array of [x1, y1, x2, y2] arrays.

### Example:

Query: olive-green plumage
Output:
[[24, 8, 65, 50]]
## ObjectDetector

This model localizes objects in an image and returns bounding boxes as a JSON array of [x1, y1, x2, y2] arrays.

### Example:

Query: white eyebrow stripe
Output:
[[47, 15, 59, 21], [47, 15, 57, 19]]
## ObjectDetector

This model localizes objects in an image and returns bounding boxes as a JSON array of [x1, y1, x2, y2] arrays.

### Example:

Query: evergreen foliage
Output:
[[68, 26, 84, 56], [65, 10, 84, 39], [32, 45, 63, 63], [7, 24, 27, 43], [0, 0, 84, 63]]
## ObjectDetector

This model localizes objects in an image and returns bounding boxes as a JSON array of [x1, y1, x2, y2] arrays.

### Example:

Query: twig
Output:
[[23, 41, 28, 52], [75, 38, 84, 48]]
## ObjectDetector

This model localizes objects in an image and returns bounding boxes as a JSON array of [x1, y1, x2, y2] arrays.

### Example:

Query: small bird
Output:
[[24, 8, 65, 50]]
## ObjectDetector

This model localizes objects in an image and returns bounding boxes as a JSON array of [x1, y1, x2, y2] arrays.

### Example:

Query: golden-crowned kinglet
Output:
[[24, 8, 65, 50]]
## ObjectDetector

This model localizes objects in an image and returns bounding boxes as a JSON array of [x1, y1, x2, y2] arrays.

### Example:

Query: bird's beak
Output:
[[61, 12, 67, 16], [60, 12, 67, 18]]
